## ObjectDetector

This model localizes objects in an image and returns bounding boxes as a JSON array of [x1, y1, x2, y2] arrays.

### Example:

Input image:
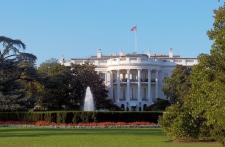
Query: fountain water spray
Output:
[[83, 86, 95, 111]]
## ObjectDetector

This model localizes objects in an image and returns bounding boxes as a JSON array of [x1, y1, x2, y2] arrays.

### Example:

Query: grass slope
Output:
[[0, 128, 220, 147]]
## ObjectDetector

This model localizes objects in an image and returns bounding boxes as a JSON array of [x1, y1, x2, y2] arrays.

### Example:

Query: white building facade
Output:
[[61, 49, 198, 111]]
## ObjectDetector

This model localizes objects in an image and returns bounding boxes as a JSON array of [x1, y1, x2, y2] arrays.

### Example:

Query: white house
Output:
[[61, 49, 198, 111]]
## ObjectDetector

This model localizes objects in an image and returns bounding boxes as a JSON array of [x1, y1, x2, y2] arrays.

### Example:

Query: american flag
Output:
[[131, 26, 137, 32]]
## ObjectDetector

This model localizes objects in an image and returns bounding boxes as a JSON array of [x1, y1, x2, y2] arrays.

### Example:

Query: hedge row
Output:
[[0, 111, 162, 123]]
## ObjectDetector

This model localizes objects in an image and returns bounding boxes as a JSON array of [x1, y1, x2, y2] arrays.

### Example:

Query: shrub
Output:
[[0, 111, 162, 123], [159, 105, 180, 139], [170, 110, 200, 141], [211, 125, 225, 146], [160, 105, 210, 141], [146, 98, 171, 111], [56, 112, 67, 123]]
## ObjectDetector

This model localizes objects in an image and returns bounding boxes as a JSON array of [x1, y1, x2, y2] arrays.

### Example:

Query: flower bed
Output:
[[0, 121, 159, 128]]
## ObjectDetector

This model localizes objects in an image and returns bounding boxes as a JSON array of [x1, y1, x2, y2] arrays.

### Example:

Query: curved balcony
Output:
[[113, 78, 156, 84], [107, 57, 175, 67]]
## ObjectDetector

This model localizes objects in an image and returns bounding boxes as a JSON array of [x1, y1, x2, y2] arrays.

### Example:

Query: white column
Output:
[[148, 68, 152, 103], [104, 72, 107, 85], [126, 69, 130, 101], [138, 69, 141, 101], [116, 70, 120, 102], [155, 70, 159, 99], [108, 71, 113, 100]]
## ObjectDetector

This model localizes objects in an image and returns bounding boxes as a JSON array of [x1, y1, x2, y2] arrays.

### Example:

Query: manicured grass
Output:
[[0, 127, 220, 147]]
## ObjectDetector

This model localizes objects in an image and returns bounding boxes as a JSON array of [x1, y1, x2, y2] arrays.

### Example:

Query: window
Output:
[[186, 59, 194, 62], [174, 59, 182, 62]]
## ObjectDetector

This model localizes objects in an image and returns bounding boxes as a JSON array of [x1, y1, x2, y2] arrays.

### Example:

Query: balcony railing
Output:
[[107, 58, 175, 66], [112, 79, 156, 83]]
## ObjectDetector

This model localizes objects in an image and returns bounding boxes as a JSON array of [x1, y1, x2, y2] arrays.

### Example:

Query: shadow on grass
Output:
[[163, 140, 173, 143], [0, 128, 164, 138], [163, 138, 218, 145]]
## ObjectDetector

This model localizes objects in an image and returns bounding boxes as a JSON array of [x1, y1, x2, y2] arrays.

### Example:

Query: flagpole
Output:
[[131, 25, 138, 53], [134, 29, 138, 53]]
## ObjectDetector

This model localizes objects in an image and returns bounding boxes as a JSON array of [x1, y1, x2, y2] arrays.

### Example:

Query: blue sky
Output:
[[0, 0, 222, 64]]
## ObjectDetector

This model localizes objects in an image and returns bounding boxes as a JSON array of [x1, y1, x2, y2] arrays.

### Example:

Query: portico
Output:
[[108, 66, 161, 111]]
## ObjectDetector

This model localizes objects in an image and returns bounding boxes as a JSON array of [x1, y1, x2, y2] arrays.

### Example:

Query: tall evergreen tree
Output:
[[0, 36, 37, 111]]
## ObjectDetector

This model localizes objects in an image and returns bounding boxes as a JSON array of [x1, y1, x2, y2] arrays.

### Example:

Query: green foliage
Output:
[[159, 105, 180, 138], [163, 65, 192, 104], [70, 63, 109, 109], [0, 36, 116, 112], [38, 58, 66, 76], [0, 111, 162, 123], [0, 37, 117, 112], [211, 125, 225, 146], [37, 61, 117, 111], [0, 36, 38, 111], [38, 62, 75, 110], [161, 4, 225, 146], [160, 105, 212, 141], [185, 4, 225, 145]]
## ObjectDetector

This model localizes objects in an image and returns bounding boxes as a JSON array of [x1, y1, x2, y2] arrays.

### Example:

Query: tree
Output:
[[70, 63, 118, 110], [37, 59, 72, 110], [38, 60, 118, 110], [163, 65, 192, 104], [38, 58, 65, 76], [0, 36, 36, 64], [0, 36, 38, 111], [186, 5, 225, 144], [161, 4, 225, 145]]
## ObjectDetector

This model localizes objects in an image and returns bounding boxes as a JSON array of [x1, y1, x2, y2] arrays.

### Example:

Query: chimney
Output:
[[97, 49, 102, 58], [169, 48, 173, 58], [147, 49, 151, 58], [119, 49, 125, 56]]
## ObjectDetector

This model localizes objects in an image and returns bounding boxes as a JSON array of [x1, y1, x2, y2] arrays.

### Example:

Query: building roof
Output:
[[70, 53, 197, 61]]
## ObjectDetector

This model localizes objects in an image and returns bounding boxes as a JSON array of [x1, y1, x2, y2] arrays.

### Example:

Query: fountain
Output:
[[83, 86, 95, 111]]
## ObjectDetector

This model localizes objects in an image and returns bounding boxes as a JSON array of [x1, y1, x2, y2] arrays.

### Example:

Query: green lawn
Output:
[[0, 127, 220, 147]]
